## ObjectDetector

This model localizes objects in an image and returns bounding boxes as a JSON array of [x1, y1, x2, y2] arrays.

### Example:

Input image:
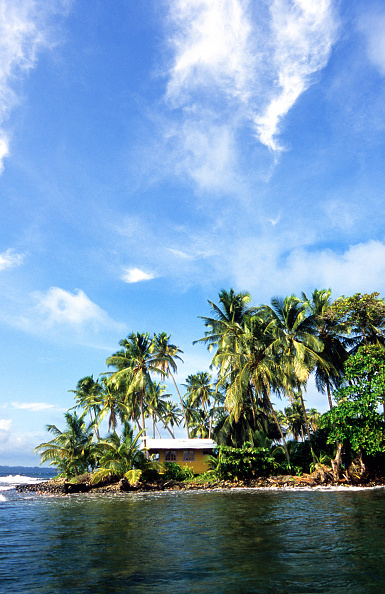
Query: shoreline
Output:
[[16, 473, 385, 496]]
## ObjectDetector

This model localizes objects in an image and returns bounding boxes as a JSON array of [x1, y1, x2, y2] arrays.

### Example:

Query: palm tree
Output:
[[183, 372, 217, 439], [261, 295, 324, 464], [71, 375, 103, 440], [92, 422, 146, 485], [216, 313, 291, 463], [302, 289, 350, 409], [35, 411, 96, 477], [97, 376, 131, 434], [106, 332, 163, 444], [151, 332, 189, 437]]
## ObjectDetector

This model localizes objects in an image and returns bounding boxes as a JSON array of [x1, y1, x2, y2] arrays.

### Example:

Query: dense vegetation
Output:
[[35, 289, 385, 485]]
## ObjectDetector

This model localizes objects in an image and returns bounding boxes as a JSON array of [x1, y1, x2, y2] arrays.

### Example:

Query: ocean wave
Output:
[[0, 474, 49, 488], [0, 494, 7, 502]]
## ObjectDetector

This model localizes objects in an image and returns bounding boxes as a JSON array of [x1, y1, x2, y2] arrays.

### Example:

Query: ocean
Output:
[[1, 467, 385, 592]]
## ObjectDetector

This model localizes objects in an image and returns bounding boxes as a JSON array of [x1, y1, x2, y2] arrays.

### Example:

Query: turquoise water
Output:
[[1, 485, 385, 592]]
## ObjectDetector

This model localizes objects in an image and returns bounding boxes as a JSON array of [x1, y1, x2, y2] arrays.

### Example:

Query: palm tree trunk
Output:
[[326, 379, 333, 410], [170, 372, 190, 438], [264, 389, 291, 466], [298, 391, 317, 466]]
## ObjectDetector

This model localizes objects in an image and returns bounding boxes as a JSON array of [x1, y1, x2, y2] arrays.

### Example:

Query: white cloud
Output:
[[357, 8, 385, 76], [34, 287, 112, 326], [165, 0, 338, 169], [0, 419, 12, 431], [0, 0, 70, 172], [254, 0, 338, 151], [0, 248, 24, 271], [11, 402, 56, 412], [228, 238, 385, 301], [122, 267, 157, 283]]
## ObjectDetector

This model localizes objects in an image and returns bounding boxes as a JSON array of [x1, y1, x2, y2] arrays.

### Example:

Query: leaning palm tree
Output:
[[35, 411, 96, 477], [97, 376, 131, 434], [151, 332, 189, 437], [183, 372, 217, 439]]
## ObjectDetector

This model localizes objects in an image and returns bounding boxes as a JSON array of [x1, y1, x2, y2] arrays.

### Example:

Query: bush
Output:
[[208, 442, 279, 480], [163, 462, 194, 481]]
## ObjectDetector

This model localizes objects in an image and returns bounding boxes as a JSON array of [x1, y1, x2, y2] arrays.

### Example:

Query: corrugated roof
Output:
[[142, 438, 217, 450]]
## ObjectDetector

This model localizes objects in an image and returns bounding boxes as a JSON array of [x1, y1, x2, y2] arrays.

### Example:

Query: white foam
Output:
[[0, 474, 49, 488], [0, 494, 7, 502]]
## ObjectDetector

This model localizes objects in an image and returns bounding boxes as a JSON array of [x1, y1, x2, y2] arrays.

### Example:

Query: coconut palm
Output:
[[106, 332, 163, 443], [302, 289, 350, 409], [261, 295, 324, 464], [151, 332, 189, 437], [92, 422, 146, 485], [71, 375, 103, 440], [97, 376, 131, 434], [35, 411, 96, 477]]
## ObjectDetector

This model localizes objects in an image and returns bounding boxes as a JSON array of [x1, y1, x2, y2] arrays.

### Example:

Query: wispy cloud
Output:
[[357, 7, 385, 76], [122, 267, 157, 283], [0, 0, 70, 172], [11, 402, 56, 412], [255, 0, 338, 151], [0, 248, 24, 271], [163, 0, 338, 189]]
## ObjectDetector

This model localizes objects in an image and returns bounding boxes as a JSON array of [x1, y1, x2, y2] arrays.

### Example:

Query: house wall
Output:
[[157, 449, 211, 474]]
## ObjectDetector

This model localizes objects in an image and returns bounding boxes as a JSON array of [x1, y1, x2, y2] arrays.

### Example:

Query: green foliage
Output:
[[163, 462, 195, 481], [321, 346, 385, 457], [207, 442, 279, 480], [35, 411, 96, 478]]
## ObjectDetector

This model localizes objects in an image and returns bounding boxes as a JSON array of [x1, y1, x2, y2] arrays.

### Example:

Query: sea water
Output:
[[1, 470, 385, 593]]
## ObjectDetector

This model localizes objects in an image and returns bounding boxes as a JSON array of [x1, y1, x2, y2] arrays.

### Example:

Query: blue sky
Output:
[[1, 0, 385, 465]]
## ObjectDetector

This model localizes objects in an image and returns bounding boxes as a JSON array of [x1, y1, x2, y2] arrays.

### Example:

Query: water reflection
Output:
[[2, 489, 385, 592]]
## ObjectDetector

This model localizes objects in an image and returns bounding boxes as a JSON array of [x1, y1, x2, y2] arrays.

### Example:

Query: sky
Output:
[[1, 0, 385, 465]]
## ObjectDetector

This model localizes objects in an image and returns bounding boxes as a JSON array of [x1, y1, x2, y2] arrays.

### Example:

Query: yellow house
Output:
[[143, 438, 217, 474]]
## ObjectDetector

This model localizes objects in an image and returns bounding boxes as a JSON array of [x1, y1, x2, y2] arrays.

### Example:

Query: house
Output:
[[143, 438, 217, 474]]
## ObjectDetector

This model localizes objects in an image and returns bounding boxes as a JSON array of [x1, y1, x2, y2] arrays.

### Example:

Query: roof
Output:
[[142, 438, 217, 450]]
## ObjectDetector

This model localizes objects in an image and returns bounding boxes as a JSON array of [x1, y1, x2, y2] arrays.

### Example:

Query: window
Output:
[[182, 450, 195, 462], [165, 450, 177, 462]]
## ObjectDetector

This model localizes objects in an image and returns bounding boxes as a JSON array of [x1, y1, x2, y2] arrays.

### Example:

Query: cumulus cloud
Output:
[[11, 402, 56, 412], [122, 267, 157, 283], [164, 0, 338, 186], [0, 248, 24, 271], [0, 419, 12, 432], [0, 0, 70, 172], [229, 238, 385, 301], [35, 287, 113, 327]]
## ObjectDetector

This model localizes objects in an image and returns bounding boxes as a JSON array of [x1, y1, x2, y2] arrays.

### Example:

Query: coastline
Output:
[[15, 473, 385, 496]]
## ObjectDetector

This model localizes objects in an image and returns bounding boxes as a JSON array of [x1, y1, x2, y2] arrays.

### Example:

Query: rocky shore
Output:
[[16, 471, 385, 496]]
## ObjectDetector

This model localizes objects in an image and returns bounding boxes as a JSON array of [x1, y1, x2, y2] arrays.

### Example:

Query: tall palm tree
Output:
[[151, 332, 189, 437], [106, 332, 163, 444], [302, 289, 350, 409], [97, 376, 131, 434], [183, 372, 217, 439], [261, 295, 324, 464], [71, 375, 103, 440]]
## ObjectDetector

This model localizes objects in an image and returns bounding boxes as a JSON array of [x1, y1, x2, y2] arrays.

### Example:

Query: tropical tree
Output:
[[332, 292, 385, 349], [71, 375, 103, 440], [97, 376, 131, 434], [151, 332, 189, 437], [92, 423, 146, 485], [106, 332, 163, 442], [35, 411, 96, 477], [322, 345, 385, 479], [261, 295, 324, 464], [302, 289, 350, 410]]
